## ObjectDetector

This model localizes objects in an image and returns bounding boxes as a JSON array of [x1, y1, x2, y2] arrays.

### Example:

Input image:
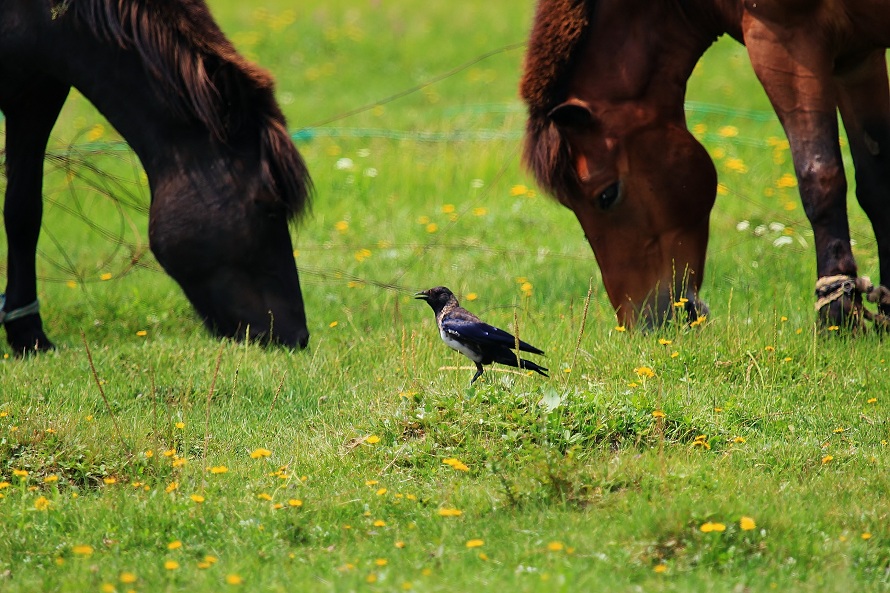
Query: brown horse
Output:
[[521, 0, 890, 329], [0, 0, 312, 352]]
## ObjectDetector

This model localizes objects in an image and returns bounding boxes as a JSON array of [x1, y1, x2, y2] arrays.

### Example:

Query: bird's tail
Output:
[[495, 352, 549, 378]]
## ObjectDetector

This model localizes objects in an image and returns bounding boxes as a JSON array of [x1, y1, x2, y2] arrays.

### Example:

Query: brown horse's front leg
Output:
[[0, 75, 69, 354], [838, 51, 890, 319], [743, 13, 860, 328]]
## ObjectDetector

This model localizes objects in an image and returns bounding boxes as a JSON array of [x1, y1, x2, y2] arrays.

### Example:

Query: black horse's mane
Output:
[[64, 0, 310, 220], [519, 0, 594, 204]]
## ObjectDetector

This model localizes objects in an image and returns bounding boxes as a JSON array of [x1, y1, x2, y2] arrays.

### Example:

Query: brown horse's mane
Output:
[[66, 0, 310, 220], [519, 0, 594, 203]]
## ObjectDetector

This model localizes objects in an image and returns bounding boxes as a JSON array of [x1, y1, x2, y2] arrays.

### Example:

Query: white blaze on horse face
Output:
[[440, 329, 483, 363]]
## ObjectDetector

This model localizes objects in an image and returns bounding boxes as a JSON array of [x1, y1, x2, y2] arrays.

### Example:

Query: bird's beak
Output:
[[414, 292, 429, 300]]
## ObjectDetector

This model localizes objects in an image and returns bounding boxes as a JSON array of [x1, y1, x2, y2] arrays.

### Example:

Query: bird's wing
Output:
[[442, 316, 544, 355]]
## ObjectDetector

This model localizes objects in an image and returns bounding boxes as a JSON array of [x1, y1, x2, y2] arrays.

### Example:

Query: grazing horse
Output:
[[521, 0, 890, 329], [0, 0, 312, 352]]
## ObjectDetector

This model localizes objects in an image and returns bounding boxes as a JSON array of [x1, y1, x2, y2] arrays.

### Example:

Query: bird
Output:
[[415, 286, 549, 384]]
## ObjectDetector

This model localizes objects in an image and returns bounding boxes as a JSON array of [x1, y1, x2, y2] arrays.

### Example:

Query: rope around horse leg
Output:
[[814, 274, 890, 329], [0, 294, 41, 324]]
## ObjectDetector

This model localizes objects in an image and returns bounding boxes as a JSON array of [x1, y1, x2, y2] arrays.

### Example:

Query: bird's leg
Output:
[[470, 363, 485, 384]]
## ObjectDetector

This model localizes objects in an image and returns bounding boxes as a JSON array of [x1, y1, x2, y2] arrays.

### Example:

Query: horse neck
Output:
[[39, 18, 239, 188], [601, 0, 744, 121]]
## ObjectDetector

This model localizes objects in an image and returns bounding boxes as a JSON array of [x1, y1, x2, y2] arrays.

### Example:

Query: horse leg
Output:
[[743, 17, 859, 327], [837, 51, 890, 319], [0, 76, 69, 353]]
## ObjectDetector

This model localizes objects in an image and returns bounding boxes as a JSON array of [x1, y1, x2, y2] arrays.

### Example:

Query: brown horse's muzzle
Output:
[[568, 124, 717, 329]]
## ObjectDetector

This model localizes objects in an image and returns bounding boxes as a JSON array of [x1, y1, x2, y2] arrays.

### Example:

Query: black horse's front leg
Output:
[[0, 75, 69, 354]]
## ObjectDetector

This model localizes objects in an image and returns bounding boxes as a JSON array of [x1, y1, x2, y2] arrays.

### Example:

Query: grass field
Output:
[[2, 1, 889, 591]]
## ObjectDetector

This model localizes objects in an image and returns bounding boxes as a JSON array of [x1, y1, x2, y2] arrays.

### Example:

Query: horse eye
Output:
[[598, 183, 620, 210]]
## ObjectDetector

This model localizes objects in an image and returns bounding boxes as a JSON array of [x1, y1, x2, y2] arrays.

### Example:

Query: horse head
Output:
[[54, 0, 313, 348], [521, 0, 720, 328]]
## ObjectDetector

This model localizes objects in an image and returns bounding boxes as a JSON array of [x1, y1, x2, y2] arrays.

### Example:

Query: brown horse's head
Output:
[[521, 0, 718, 328]]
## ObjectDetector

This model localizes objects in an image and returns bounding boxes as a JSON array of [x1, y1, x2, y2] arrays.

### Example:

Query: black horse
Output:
[[0, 0, 312, 353]]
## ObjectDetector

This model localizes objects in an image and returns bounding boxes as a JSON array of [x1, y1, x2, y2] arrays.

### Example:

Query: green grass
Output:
[[2, 1, 890, 591]]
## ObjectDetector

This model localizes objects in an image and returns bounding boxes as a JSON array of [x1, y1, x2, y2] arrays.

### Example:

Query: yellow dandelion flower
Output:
[[739, 516, 756, 531], [764, 345, 775, 352], [99, 272, 113, 281], [827, 325, 840, 331], [165, 482, 178, 493], [163, 449, 176, 457], [867, 397, 877, 404], [822, 454, 834, 464], [119, 572, 137, 584], [144, 450, 154, 458], [167, 540, 182, 550], [136, 330, 148, 337], [438, 508, 462, 517], [0, 482, 9, 489], [510, 184, 529, 196], [288, 499, 303, 507], [164, 560, 179, 570], [465, 292, 478, 301], [776, 173, 797, 188], [441, 204, 455, 213], [209, 465, 228, 474], [546, 541, 564, 551], [718, 125, 739, 137], [66, 280, 77, 288], [250, 448, 272, 459], [175, 422, 185, 429], [226, 574, 244, 585], [670, 351, 679, 358], [652, 410, 666, 419], [733, 436, 746, 444], [205, 555, 218, 565], [700, 521, 726, 533], [426, 223, 438, 233], [634, 366, 655, 378], [34, 496, 50, 511], [374, 558, 388, 567], [100, 584, 114, 593], [334, 220, 349, 232], [190, 494, 205, 503], [472, 207, 488, 216], [72, 545, 94, 556], [366, 435, 381, 444], [103, 477, 117, 485], [257, 493, 272, 501], [44, 475, 59, 483], [13, 469, 28, 478], [614, 325, 626, 332], [373, 520, 386, 527], [658, 338, 672, 345], [690, 315, 707, 327], [365, 479, 379, 486], [366, 573, 378, 584], [376, 488, 387, 496], [395, 541, 406, 549], [329, 320, 339, 328], [465, 539, 484, 548], [862, 532, 872, 540], [653, 564, 668, 573]]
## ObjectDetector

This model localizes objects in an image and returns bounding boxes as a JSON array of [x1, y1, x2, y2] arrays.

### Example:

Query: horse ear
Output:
[[548, 99, 594, 129]]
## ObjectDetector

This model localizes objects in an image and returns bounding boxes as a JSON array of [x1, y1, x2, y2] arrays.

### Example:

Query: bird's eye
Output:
[[598, 183, 620, 210]]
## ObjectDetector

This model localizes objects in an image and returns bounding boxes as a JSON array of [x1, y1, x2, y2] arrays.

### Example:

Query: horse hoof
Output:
[[817, 297, 867, 334]]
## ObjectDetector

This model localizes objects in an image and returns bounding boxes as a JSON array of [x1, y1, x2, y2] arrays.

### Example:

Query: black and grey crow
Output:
[[415, 286, 549, 384]]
